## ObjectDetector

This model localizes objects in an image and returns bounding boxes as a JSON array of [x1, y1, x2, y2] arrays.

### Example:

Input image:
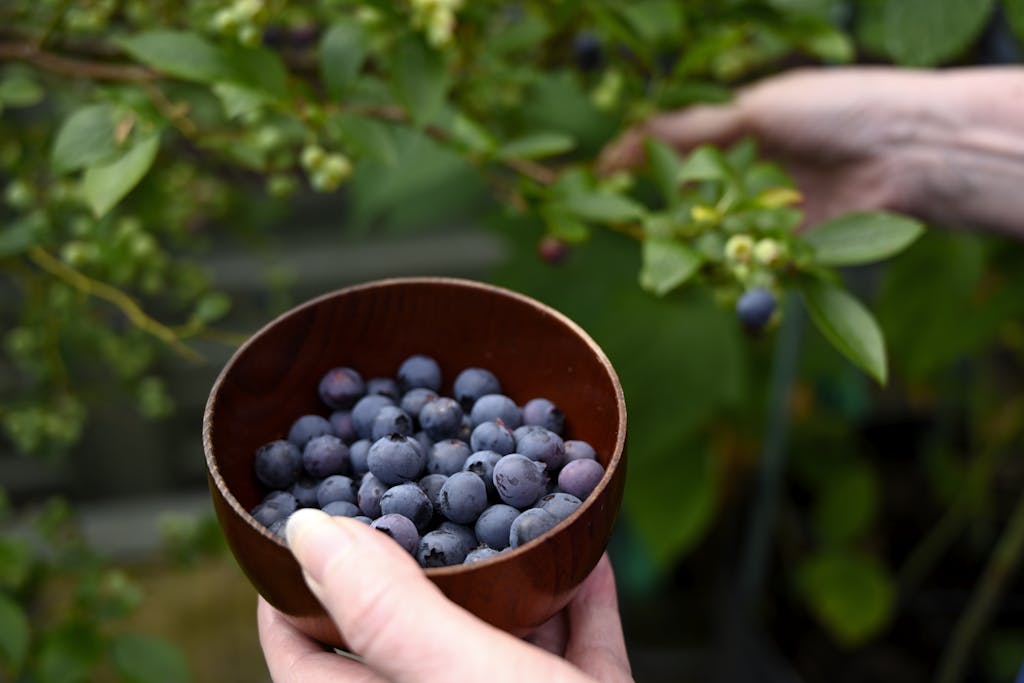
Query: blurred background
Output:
[[2, 1, 1024, 682]]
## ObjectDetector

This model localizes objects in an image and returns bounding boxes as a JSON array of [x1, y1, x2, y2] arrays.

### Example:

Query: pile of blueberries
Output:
[[249, 355, 606, 568]]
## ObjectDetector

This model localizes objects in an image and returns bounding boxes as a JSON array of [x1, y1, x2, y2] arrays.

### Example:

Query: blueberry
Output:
[[493, 454, 547, 508], [419, 397, 464, 441], [417, 530, 469, 568], [418, 473, 449, 517], [367, 434, 425, 485], [573, 32, 602, 71], [439, 471, 488, 525], [268, 519, 286, 537], [302, 434, 349, 478], [316, 475, 357, 507], [463, 450, 503, 498], [413, 430, 434, 458], [452, 368, 501, 410], [470, 420, 516, 455], [318, 367, 365, 409], [510, 508, 559, 547], [357, 473, 388, 518], [289, 477, 321, 508], [371, 513, 420, 555], [457, 415, 473, 442], [427, 439, 471, 476], [351, 394, 395, 439], [322, 500, 361, 517], [515, 427, 565, 472], [465, 546, 501, 564], [380, 483, 433, 533], [470, 394, 522, 429], [353, 515, 373, 525], [564, 440, 597, 462], [366, 377, 400, 400], [474, 504, 520, 550], [400, 388, 438, 421], [328, 410, 357, 443], [558, 459, 604, 500], [349, 439, 372, 477], [371, 406, 414, 441], [538, 492, 582, 522], [522, 398, 565, 435], [251, 490, 297, 527], [437, 521, 478, 556], [397, 354, 442, 393], [254, 440, 302, 489], [736, 287, 776, 330], [287, 414, 334, 448]]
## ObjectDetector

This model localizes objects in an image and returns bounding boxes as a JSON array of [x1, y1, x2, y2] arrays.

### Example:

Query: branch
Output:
[[0, 40, 155, 81], [27, 247, 202, 362]]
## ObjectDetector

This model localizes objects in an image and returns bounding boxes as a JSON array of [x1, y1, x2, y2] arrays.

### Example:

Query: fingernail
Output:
[[286, 509, 352, 592]]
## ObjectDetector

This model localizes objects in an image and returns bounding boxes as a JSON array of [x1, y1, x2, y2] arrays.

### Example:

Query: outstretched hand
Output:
[[258, 508, 633, 683], [600, 67, 1024, 236]]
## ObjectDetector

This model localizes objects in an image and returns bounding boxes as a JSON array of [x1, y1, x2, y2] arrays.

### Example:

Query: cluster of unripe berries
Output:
[[211, 0, 268, 47], [300, 145, 353, 193], [249, 355, 605, 567], [409, 0, 464, 48], [725, 234, 783, 330]]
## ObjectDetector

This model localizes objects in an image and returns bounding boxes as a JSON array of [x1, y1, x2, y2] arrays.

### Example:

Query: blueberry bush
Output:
[[2, 1, 1023, 681]]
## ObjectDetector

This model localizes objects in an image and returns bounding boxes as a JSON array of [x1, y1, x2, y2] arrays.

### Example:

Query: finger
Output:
[[565, 554, 633, 682], [597, 103, 748, 174], [257, 596, 385, 683], [523, 610, 568, 656], [285, 508, 590, 683]]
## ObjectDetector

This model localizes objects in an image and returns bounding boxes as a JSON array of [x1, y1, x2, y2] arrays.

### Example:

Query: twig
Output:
[[934, 487, 1024, 683], [0, 40, 155, 81], [27, 247, 202, 362]]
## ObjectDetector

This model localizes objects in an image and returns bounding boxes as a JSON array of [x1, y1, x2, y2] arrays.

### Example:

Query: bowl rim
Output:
[[202, 276, 627, 574]]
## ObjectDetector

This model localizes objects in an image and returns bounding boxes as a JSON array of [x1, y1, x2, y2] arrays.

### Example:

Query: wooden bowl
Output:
[[202, 277, 626, 647]]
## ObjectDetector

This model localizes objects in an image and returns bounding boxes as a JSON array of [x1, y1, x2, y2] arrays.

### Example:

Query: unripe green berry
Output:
[[4, 180, 33, 209], [322, 154, 353, 181], [61, 241, 98, 268], [754, 238, 783, 266], [238, 23, 262, 47], [724, 234, 754, 263], [266, 174, 297, 198], [300, 144, 326, 171]]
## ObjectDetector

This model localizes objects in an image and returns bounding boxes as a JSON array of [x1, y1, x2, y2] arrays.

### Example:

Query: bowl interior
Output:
[[204, 277, 626, 639]]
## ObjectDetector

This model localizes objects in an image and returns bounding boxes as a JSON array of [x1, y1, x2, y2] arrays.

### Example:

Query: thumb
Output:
[[597, 102, 748, 175], [284, 509, 585, 683]]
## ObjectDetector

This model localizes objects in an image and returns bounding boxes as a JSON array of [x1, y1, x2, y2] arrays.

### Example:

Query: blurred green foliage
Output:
[[1, 1, 1023, 681]]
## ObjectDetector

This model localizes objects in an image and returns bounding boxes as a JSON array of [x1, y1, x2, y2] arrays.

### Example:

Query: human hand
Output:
[[257, 508, 633, 683], [600, 67, 1024, 236]]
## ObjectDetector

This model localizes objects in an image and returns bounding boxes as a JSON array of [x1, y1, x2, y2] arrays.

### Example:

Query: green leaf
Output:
[[802, 26, 855, 62], [110, 634, 188, 683], [81, 134, 160, 218], [805, 212, 924, 265], [118, 31, 228, 82], [327, 114, 398, 165], [212, 82, 270, 120], [320, 23, 368, 99], [801, 279, 887, 384], [35, 622, 103, 683], [0, 538, 32, 590], [0, 72, 44, 108], [614, 0, 685, 45], [797, 551, 895, 647], [814, 461, 879, 543], [558, 192, 647, 224], [0, 593, 29, 674], [541, 206, 590, 243], [51, 105, 120, 174], [0, 218, 38, 259], [193, 292, 231, 324], [884, 0, 995, 66], [639, 239, 702, 296], [218, 43, 289, 101], [497, 133, 575, 160], [449, 114, 496, 155], [645, 138, 682, 204], [676, 145, 730, 184], [392, 35, 448, 127], [1007, 0, 1024, 42]]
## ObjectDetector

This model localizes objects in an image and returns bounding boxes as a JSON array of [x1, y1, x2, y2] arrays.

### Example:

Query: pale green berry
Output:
[[754, 238, 783, 266], [60, 241, 98, 267], [322, 154, 353, 181], [4, 179, 33, 209], [211, 7, 238, 32], [724, 234, 754, 263], [300, 144, 326, 171], [266, 174, 297, 198], [238, 23, 262, 47]]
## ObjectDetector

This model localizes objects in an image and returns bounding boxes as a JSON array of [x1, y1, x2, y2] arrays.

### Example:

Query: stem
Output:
[[0, 40, 155, 81], [934, 487, 1024, 683], [27, 247, 202, 362], [738, 292, 804, 608]]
